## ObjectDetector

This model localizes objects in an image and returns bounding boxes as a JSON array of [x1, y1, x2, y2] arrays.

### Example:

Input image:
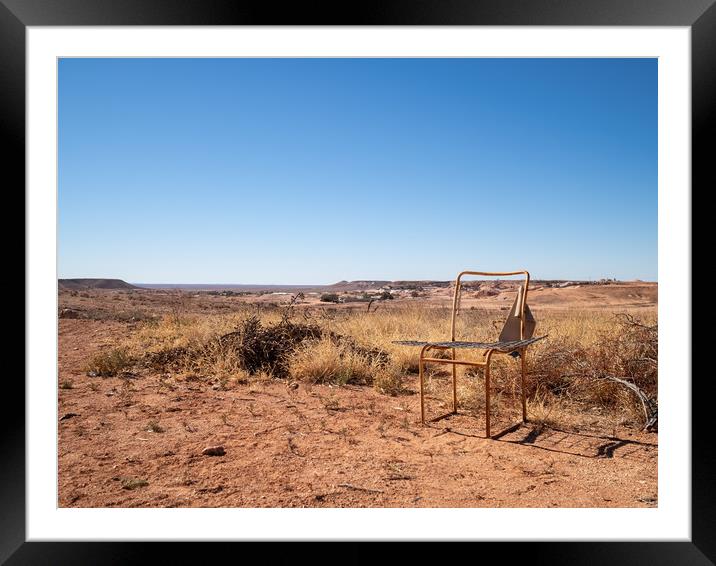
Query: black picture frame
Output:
[[6, 1, 709, 563]]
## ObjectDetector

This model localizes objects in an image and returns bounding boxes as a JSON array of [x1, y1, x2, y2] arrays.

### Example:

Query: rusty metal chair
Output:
[[393, 270, 547, 438]]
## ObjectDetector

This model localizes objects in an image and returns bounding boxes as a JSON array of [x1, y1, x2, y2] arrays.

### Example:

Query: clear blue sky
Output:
[[58, 58, 657, 284]]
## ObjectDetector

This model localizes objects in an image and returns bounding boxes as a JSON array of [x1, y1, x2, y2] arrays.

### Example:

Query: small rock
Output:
[[202, 445, 226, 457], [59, 308, 83, 319], [87, 371, 98, 377], [59, 412, 79, 421], [121, 478, 149, 490], [288, 382, 299, 390], [197, 485, 224, 494]]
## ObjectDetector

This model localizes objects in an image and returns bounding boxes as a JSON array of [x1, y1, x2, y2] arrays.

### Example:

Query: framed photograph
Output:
[[8, 0, 710, 562]]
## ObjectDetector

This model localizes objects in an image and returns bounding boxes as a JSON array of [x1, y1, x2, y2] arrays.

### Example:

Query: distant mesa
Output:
[[328, 280, 392, 291], [58, 278, 138, 291], [57, 278, 656, 294]]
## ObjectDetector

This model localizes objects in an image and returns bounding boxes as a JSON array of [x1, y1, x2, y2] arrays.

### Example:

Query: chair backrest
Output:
[[498, 283, 536, 341], [450, 270, 532, 342]]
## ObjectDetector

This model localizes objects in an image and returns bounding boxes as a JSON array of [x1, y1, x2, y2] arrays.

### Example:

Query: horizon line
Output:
[[58, 277, 658, 286]]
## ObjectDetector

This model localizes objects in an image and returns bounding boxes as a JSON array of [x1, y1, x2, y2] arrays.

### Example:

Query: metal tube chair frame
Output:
[[417, 270, 532, 438]]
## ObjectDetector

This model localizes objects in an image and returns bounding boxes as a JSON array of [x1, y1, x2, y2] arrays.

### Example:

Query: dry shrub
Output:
[[208, 316, 323, 378], [526, 390, 562, 429], [526, 313, 657, 426], [85, 347, 134, 377], [528, 340, 587, 395], [289, 334, 403, 392], [143, 346, 191, 371], [391, 349, 421, 374], [137, 305, 392, 384], [602, 313, 657, 395], [289, 338, 375, 385], [128, 308, 323, 379], [373, 364, 406, 396]]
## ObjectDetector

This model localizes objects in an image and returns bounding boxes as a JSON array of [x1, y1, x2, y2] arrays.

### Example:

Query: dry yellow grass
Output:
[[100, 302, 656, 428], [289, 337, 376, 385]]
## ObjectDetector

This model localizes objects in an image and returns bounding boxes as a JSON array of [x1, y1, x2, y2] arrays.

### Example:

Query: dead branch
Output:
[[338, 483, 385, 494], [615, 312, 657, 333], [254, 424, 291, 437], [598, 375, 658, 432]]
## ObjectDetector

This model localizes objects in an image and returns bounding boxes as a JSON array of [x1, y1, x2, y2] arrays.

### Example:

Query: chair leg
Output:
[[521, 348, 527, 423], [485, 359, 491, 438], [419, 355, 426, 425], [451, 347, 458, 414]]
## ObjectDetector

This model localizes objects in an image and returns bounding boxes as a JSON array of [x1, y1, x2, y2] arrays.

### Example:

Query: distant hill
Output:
[[59, 278, 138, 291], [124, 279, 656, 293], [328, 280, 392, 291], [136, 283, 324, 292]]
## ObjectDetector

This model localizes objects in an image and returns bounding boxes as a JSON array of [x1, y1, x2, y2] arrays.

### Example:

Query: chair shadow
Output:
[[431, 418, 657, 460], [496, 422, 656, 459]]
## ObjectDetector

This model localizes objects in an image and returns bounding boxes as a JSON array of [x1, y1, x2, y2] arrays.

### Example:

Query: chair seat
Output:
[[392, 335, 547, 352]]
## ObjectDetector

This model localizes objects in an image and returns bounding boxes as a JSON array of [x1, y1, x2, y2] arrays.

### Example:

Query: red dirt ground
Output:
[[58, 319, 657, 508]]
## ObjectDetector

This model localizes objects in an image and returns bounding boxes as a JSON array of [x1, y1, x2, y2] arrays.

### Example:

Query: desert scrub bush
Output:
[[142, 345, 192, 372], [527, 339, 587, 395], [524, 312, 657, 427], [607, 313, 657, 394], [289, 337, 389, 387], [164, 307, 391, 381], [210, 315, 323, 378], [288, 332, 394, 395], [526, 391, 563, 429], [85, 347, 135, 377], [129, 311, 258, 373], [133, 309, 327, 379], [373, 363, 406, 395]]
